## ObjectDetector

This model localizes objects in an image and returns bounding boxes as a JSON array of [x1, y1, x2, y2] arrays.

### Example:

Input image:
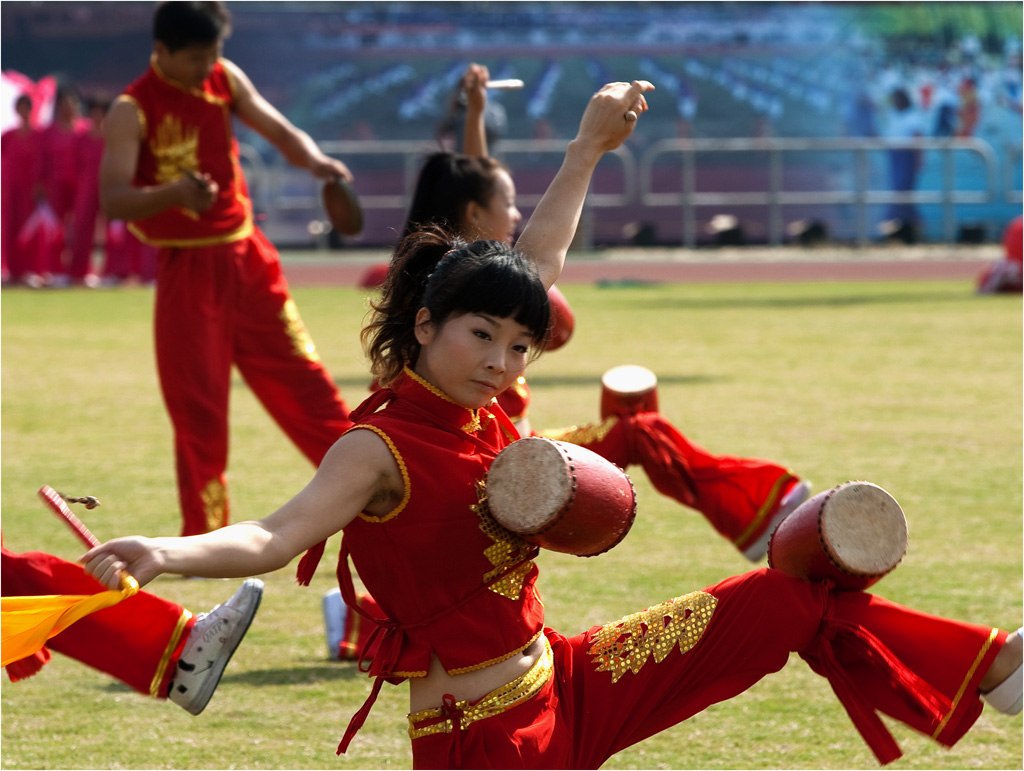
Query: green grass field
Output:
[[1, 275, 1021, 770]]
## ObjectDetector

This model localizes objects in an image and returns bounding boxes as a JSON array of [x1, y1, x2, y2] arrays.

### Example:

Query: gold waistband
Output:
[[407, 637, 553, 740]]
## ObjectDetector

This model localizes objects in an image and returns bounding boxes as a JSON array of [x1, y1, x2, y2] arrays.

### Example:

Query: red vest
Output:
[[339, 368, 544, 679], [122, 58, 252, 247]]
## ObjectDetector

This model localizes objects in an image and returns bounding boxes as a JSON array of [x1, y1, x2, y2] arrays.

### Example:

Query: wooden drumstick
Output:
[[38, 485, 100, 548], [487, 79, 524, 90]]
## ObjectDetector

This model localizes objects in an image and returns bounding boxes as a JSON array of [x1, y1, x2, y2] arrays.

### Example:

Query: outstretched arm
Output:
[[81, 430, 399, 588], [515, 80, 654, 289]]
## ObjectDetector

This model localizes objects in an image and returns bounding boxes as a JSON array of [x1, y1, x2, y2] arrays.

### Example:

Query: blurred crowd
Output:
[[1, 80, 156, 289]]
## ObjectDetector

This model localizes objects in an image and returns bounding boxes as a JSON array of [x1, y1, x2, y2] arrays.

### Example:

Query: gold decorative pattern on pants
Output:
[[540, 416, 619, 446], [588, 591, 718, 683], [200, 478, 227, 532], [279, 299, 321, 362], [407, 636, 553, 739]]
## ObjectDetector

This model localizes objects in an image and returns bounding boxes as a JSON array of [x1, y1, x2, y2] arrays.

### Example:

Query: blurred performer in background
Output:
[[1, 93, 42, 286], [100, 1, 354, 536]]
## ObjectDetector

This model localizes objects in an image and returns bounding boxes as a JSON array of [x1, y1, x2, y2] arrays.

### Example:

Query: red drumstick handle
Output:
[[38, 485, 100, 548]]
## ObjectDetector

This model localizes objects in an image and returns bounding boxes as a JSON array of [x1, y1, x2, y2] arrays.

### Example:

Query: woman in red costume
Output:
[[399, 63, 810, 562], [1, 93, 43, 287], [81, 79, 1020, 769]]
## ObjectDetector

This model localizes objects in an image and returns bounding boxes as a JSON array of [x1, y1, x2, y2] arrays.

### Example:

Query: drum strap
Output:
[[800, 603, 948, 764]]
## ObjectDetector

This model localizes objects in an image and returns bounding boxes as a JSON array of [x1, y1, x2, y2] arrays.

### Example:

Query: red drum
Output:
[[768, 481, 908, 590], [600, 364, 659, 419], [543, 285, 575, 352], [486, 436, 637, 557]]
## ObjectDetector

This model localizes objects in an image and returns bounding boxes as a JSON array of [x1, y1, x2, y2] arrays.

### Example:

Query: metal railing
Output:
[[238, 136, 1019, 248], [639, 136, 1014, 246]]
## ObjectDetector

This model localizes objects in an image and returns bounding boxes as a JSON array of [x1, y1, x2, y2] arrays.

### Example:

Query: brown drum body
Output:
[[600, 364, 659, 419], [768, 480, 908, 590], [486, 436, 637, 557]]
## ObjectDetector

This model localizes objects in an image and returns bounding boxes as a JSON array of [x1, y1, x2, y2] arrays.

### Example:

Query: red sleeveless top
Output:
[[341, 368, 544, 678], [122, 58, 253, 247]]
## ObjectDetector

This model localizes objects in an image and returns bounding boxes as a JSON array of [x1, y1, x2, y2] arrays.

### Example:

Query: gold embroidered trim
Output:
[[447, 630, 543, 676], [352, 425, 410, 523], [152, 609, 193, 697], [403, 367, 484, 434], [733, 473, 795, 548], [540, 416, 619, 446], [201, 478, 227, 532], [931, 627, 1000, 739], [588, 591, 718, 683], [126, 219, 253, 248], [407, 635, 552, 739]]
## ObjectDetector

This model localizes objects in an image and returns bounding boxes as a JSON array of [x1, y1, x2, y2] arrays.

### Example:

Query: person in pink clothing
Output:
[[1, 93, 43, 286], [36, 84, 86, 286], [68, 94, 111, 287]]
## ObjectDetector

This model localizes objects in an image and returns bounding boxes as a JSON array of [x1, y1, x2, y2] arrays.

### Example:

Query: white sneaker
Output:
[[322, 587, 348, 660], [984, 627, 1023, 715], [168, 578, 263, 715], [743, 480, 811, 562]]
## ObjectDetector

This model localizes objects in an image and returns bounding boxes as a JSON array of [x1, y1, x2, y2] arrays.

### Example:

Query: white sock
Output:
[[983, 627, 1023, 715]]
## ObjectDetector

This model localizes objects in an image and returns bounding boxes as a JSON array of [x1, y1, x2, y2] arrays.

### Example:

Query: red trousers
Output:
[[544, 414, 798, 554], [154, 228, 351, 535], [2, 547, 193, 697], [409, 569, 1003, 769]]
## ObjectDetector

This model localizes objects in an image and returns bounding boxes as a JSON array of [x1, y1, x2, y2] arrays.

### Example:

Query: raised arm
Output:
[[461, 63, 490, 158], [226, 59, 352, 183], [81, 429, 399, 588], [515, 80, 654, 289]]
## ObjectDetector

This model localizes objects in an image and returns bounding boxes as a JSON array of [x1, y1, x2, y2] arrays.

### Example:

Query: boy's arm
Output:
[[225, 58, 352, 183]]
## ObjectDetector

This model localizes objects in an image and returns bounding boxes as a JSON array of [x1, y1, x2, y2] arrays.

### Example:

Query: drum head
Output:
[[822, 482, 908, 577], [487, 437, 571, 534], [601, 364, 657, 396]]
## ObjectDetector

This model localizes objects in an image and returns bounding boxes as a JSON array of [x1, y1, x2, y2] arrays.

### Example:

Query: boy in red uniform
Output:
[[3, 546, 261, 715], [99, 1, 353, 536], [81, 80, 1021, 769]]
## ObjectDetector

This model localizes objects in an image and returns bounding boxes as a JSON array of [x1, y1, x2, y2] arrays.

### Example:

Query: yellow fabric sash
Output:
[[2, 574, 139, 666]]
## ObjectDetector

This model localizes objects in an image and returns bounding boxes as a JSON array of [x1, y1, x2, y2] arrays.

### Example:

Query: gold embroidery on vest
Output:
[[200, 478, 227, 531], [541, 416, 619, 446], [473, 479, 534, 600], [588, 591, 718, 683], [279, 299, 321, 362], [150, 115, 202, 220]]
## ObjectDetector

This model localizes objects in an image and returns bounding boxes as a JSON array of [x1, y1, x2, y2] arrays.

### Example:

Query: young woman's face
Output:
[[464, 169, 521, 244], [413, 309, 532, 409], [155, 41, 223, 90]]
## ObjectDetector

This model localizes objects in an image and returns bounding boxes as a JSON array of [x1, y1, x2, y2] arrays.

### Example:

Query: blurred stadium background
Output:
[[2, 1, 1021, 250]]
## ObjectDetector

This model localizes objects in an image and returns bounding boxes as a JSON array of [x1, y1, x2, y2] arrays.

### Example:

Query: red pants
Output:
[[409, 569, 1003, 769], [154, 228, 351, 535], [544, 414, 799, 554], [2, 547, 193, 697]]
